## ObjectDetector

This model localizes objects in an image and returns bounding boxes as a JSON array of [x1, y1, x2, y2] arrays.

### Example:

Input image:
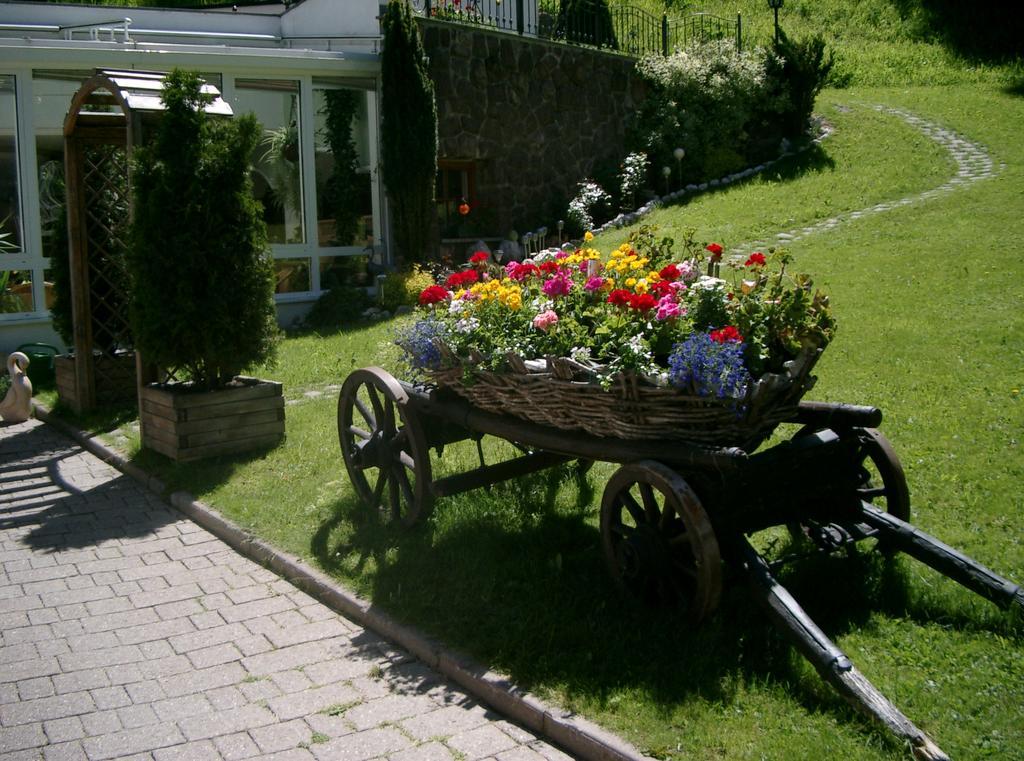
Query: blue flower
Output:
[[668, 332, 750, 399], [395, 317, 448, 371]]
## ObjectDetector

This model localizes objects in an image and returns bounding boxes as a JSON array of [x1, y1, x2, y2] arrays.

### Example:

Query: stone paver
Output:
[[0, 419, 574, 760]]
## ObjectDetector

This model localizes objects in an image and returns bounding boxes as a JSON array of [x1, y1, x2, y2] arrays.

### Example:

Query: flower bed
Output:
[[397, 228, 835, 449]]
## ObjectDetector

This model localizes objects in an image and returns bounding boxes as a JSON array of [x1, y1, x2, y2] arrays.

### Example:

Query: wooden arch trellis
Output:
[[59, 70, 231, 413]]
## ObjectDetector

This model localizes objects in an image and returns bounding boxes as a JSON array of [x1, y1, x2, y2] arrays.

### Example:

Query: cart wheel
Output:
[[601, 461, 722, 622], [849, 427, 910, 522], [338, 367, 433, 527], [788, 426, 910, 550]]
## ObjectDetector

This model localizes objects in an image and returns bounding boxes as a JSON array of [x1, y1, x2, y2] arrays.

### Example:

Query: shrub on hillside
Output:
[[766, 30, 835, 139], [634, 42, 784, 184]]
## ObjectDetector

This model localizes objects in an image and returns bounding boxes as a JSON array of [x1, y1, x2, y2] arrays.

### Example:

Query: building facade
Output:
[[0, 0, 385, 353]]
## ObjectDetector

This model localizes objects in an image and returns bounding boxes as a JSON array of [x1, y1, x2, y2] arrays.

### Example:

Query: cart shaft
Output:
[[736, 536, 949, 761], [859, 504, 1024, 612]]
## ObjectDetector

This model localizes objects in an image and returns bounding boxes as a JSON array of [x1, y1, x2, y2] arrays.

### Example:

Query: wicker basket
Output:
[[428, 343, 822, 450]]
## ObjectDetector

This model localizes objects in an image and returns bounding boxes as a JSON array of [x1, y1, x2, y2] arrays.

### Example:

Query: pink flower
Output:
[[655, 295, 683, 321], [532, 310, 559, 331], [542, 271, 573, 297], [677, 261, 697, 283], [584, 276, 606, 292]]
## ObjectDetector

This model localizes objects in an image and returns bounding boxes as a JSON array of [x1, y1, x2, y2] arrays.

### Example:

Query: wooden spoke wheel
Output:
[[787, 426, 910, 551], [600, 461, 722, 622], [848, 428, 910, 522], [338, 367, 433, 527]]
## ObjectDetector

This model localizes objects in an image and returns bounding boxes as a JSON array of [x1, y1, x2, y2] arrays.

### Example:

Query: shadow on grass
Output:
[[886, 0, 1024, 63], [302, 460, 1024, 752]]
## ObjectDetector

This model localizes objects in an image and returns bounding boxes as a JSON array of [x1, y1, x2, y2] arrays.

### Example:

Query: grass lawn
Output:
[[42, 80, 1024, 760]]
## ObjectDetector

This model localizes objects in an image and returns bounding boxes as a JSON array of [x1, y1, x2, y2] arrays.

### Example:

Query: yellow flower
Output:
[[629, 260, 645, 270], [647, 271, 661, 282], [625, 277, 637, 287], [634, 280, 649, 294], [584, 231, 594, 242]]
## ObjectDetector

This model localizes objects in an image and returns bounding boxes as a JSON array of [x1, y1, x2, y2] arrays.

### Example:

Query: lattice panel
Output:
[[82, 144, 135, 402]]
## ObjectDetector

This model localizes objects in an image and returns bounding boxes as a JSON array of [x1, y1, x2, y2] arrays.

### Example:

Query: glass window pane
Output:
[[319, 255, 370, 290], [34, 71, 92, 266], [235, 79, 304, 245], [1, 270, 33, 313], [1, 75, 23, 255], [274, 257, 310, 294], [313, 88, 373, 248]]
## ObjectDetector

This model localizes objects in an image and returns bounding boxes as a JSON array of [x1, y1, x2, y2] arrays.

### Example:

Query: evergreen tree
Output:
[[380, 0, 438, 263], [129, 69, 278, 390]]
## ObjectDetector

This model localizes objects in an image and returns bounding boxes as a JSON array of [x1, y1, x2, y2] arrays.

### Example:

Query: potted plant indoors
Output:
[[129, 69, 282, 462]]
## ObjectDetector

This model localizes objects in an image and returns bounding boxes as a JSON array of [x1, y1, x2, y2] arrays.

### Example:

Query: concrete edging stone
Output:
[[31, 401, 653, 761]]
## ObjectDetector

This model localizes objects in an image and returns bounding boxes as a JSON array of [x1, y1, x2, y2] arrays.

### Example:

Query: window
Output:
[[234, 79, 305, 247], [436, 160, 476, 237], [1, 74, 26, 314], [313, 85, 374, 250]]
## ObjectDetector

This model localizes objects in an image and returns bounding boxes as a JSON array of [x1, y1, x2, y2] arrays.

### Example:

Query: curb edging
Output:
[[32, 402, 653, 761]]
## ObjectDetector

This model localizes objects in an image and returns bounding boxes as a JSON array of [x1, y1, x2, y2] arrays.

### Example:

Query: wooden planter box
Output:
[[55, 352, 137, 413], [140, 376, 285, 462]]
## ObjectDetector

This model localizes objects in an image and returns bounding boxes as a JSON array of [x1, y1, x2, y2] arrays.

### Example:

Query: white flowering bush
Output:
[[566, 179, 612, 236], [635, 41, 786, 182], [618, 151, 650, 211]]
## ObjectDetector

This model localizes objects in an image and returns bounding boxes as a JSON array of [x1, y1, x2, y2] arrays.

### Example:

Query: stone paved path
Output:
[[0, 419, 574, 761]]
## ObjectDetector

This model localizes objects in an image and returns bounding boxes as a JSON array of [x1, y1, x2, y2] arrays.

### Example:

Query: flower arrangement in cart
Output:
[[398, 226, 836, 402]]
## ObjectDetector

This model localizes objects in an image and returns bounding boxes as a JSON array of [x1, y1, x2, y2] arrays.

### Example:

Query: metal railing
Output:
[[417, 1, 741, 55]]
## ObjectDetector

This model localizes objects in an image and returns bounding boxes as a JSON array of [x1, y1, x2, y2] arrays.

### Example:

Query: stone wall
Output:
[[419, 19, 647, 242]]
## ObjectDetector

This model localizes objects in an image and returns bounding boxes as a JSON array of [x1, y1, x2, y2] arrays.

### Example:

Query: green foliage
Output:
[[381, 0, 438, 263], [766, 30, 835, 138], [380, 265, 434, 312], [320, 90, 363, 246], [634, 42, 785, 184], [304, 285, 370, 332], [129, 69, 278, 390]]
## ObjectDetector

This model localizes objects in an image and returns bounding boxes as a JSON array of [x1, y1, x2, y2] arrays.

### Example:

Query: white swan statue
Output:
[[0, 351, 33, 424]]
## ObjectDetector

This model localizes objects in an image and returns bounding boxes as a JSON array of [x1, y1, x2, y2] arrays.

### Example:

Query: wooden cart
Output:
[[338, 366, 1023, 761]]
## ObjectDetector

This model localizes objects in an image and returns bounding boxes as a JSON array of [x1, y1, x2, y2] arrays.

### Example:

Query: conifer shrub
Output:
[[129, 69, 278, 390]]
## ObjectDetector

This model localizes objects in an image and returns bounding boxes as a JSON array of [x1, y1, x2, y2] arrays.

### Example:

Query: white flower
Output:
[[455, 317, 480, 334], [693, 275, 727, 291]]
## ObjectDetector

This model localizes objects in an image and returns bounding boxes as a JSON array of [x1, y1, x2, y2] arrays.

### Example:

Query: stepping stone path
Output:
[[730, 104, 998, 256]]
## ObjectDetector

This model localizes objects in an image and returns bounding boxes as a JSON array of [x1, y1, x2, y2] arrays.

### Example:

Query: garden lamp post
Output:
[[767, 0, 783, 45], [673, 146, 685, 188], [662, 165, 672, 196]]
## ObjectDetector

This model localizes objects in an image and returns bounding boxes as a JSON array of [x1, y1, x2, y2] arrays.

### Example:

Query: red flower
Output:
[[444, 269, 479, 289], [650, 280, 674, 297], [628, 293, 658, 312], [706, 242, 723, 262], [469, 251, 489, 264], [418, 285, 449, 306], [744, 252, 766, 267], [606, 289, 631, 307], [659, 264, 680, 281], [458, 202, 470, 216], [710, 326, 743, 344], [506, 262, 539, 281], [539, 261, 560, 274]]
